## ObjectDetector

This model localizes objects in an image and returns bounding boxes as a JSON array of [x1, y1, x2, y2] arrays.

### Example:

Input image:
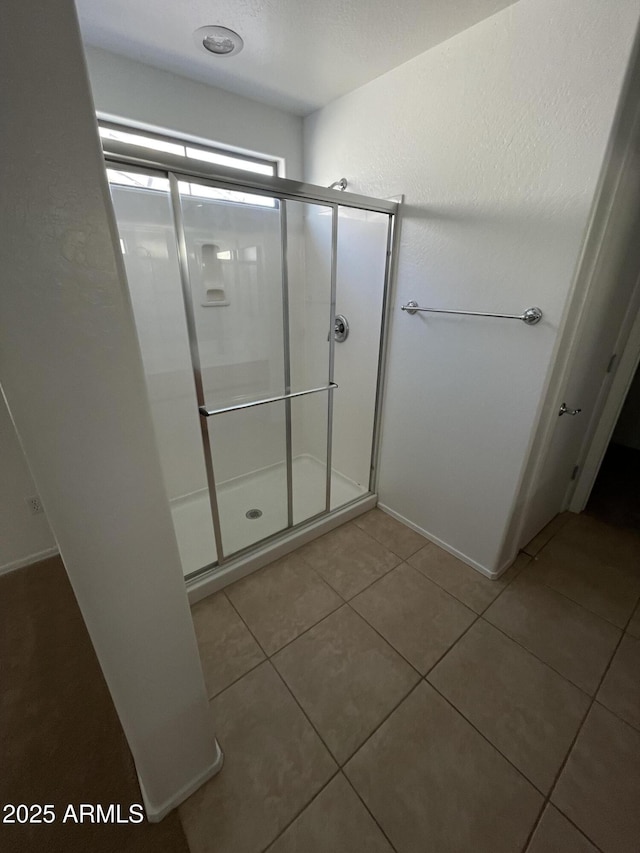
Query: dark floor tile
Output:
[[297, 523, 401, 600], [273, 606, 418, 764], [345, 682, 542, 853], [484, 570, 621, 694], [226, 553, 342, 655], [597, 633, 640, 730], [353, 508, 428, 559], [552, 702, 640, 853], [531, 538, 640, 628], [407, 545, 525, 614], [428, 620, 590, 792], [179, 662, 336, 853], [351, 563, 475, 674], [522, 513, 572, 557], [192, 592, 265, 697], [525, 805, 598, 853], [266, 774, 393, 853]]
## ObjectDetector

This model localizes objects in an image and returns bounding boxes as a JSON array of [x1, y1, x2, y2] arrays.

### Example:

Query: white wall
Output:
[[0, 393, 57, 573], [0, 42, 305, 571], [84, 45, 304, 179], [1, 0, 220, 818], [304, 0, 640, 574]]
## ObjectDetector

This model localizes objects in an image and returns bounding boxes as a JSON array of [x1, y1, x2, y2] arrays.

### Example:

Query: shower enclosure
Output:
[[102, 128, 398, 596]]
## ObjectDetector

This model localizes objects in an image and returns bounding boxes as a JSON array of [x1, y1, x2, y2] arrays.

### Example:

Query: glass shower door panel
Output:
[[332, 207, 390, 501], [291, 392, 328, 523], [179, 184, 285, 409], [207, 401, 288, 555], [286, 200, 333, 520], [108, 173, 218, 575], [286, 200, 333, 393], [179, 182, 289, 554]]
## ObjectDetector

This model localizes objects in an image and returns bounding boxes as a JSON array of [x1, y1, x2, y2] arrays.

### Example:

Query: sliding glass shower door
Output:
[[106, 156, 393, 579]]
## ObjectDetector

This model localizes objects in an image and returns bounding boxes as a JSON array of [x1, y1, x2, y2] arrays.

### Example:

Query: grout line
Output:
[[267, 657, 343, 765], [351, 512, 428, 561], [531, 621, 632, 852], [404, 549, 527, 617], [542, 807, 608, 853], [222, 590, 273, 659], [222, 578, 345, 658], [529, 565, 640, 631], [270, 631, 421, 769], [478, 615, 596, 699], [285, 525, 404, 604], [258, 767, 342, 853], [197, 513, 635, 853], [424, 679, 550, 799], [346, 594, 424, 679], [206, 654, 266, 701], [518, 802, 548, 853], [340, 771, 400, 853]]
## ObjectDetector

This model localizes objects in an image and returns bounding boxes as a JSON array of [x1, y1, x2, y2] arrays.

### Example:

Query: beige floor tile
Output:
[[627, 602, 640, 638], [531, 537, 640, 628], [191, 592, 265, 698], [526, 805, 598, 853], [597, 634, 640, 730], [273, 606, 419, 764], [553, 513, 640, 574], [266, 774, 393, 853], [351, 563, 476, 674], [552, 703, 640, 853], [428, 620, 590, 792], [353, 508, 428, 559], [522, 512, 573, 557], [484, 571, 621, 694], [407, 544, 523, 613], [225, 553, 342, 655], [180, 662, 336, 853], [345, 681, 542, 853], [297, 522, 402, 599]]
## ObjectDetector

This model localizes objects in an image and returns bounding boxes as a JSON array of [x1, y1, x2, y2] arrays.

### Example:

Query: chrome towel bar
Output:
[[199, 382, 338, 417], [401, 301, 543, 325]]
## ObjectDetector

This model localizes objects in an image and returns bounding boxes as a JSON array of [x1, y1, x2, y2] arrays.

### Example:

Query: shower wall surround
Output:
[[304, 0, 640, 575]]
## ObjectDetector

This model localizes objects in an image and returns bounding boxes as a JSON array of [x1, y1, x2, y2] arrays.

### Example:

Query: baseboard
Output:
[[0, 546, 60, 577], [140, 738, 224, 823], [376, 504, 514, 580]]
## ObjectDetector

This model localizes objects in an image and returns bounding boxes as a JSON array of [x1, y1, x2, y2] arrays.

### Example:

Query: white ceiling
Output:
[[76, 0, 518, 116]]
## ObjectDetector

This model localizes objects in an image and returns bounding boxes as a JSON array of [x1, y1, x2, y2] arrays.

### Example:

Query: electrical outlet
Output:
[[25, 495, 44, 515]]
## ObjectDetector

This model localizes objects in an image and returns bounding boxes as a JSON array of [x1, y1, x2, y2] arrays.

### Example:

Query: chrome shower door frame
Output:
[[104, 141, 399, 585]]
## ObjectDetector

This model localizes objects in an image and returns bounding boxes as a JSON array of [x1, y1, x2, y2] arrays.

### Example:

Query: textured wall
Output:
[[0, 42, 305, 572], [0, 394, 57, 573], [1, 0, 219, 816], [304, 0, 640, 573], [84, 45, 304, 179]]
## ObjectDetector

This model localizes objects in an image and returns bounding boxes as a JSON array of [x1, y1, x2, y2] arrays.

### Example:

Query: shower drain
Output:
[[245, 508, 263, 519]]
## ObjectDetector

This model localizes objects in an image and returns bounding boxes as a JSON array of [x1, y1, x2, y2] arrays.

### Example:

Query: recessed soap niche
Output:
[[197, 241, 230, 307]]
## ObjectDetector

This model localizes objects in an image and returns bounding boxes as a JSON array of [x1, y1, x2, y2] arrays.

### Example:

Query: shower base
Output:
[[171, 454, 368, 578]]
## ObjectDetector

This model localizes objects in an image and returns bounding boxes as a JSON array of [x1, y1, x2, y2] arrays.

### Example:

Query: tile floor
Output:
[[181, 507, 640, 853]]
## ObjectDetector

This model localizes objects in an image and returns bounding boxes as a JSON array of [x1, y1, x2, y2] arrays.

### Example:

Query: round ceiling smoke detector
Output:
[[195, 26, 244, 57]]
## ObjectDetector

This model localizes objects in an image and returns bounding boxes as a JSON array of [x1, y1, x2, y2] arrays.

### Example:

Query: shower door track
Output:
[[104, 140, 400, 590]]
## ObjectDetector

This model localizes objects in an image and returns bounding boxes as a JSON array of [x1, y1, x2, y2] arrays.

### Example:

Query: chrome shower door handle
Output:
[[559, 402, 582, 416]]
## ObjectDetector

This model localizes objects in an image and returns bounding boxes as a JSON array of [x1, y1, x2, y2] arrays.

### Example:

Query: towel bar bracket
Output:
[[401, 301, 542, 325]]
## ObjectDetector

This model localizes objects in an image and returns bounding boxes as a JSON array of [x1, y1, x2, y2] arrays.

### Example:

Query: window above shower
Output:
[[99, 121, 278, 207]]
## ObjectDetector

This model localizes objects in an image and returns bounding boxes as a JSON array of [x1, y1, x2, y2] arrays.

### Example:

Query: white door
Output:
[[518, 117, 640, 545]]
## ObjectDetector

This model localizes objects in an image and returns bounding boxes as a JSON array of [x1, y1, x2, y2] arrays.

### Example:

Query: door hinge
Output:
[[571, 464, 580, 481], [606, 353, 618, 374]]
